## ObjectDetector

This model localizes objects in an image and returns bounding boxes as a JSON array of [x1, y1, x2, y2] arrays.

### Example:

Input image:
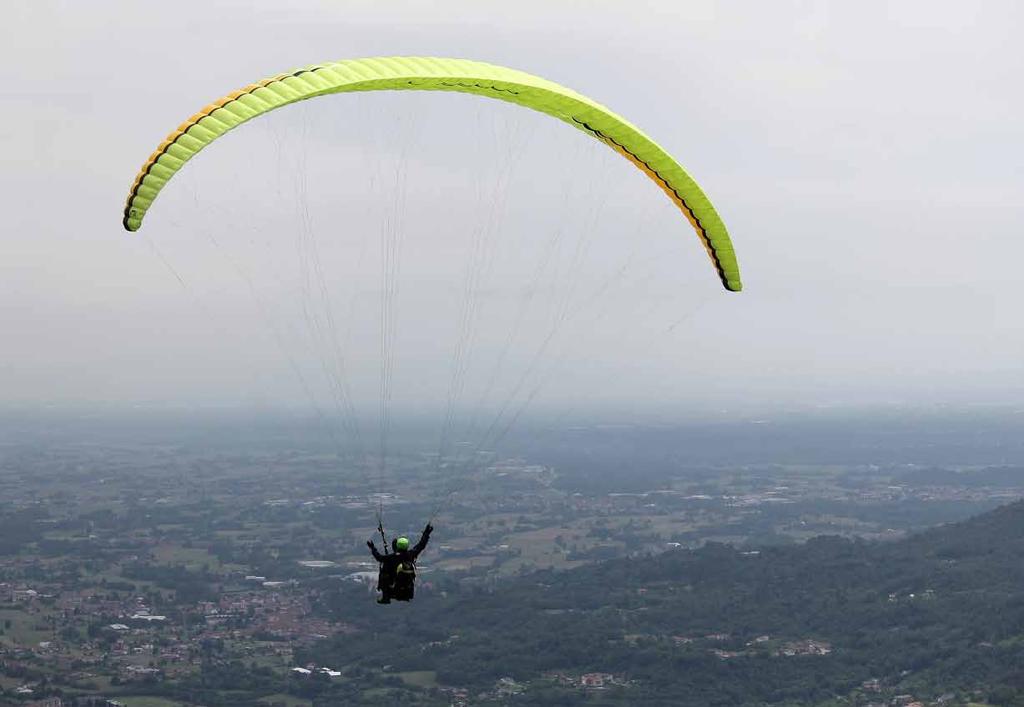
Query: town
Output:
[[2, 430, 1020, 705]]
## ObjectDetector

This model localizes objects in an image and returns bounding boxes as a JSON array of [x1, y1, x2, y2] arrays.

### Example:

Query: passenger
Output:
[[367, 523, 432, 604]]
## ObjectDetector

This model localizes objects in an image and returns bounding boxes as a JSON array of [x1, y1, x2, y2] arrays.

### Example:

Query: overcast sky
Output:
[[2, 1, 1022, 422]]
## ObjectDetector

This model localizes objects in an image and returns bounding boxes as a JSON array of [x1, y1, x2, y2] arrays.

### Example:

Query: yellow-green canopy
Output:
[[122, 56, 741, 291]]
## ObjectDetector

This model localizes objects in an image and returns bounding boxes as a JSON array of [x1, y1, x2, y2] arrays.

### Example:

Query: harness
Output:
[[395, 558, 416, 581]]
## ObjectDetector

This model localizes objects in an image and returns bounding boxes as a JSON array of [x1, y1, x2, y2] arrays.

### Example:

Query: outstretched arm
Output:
[[367, 540, 385, 562], [411, 523, 433, 558]]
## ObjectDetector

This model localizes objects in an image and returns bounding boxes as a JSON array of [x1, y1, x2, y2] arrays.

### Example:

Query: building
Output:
[[581, 673, 614, 688]]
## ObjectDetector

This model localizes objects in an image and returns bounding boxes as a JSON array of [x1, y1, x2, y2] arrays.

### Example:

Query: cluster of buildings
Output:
[[290, 664, 342, 677], [544, 671, 629, 690], [710, 636, 833, 660], [0, 574, 355, 701], [775, 639, 833, 657]]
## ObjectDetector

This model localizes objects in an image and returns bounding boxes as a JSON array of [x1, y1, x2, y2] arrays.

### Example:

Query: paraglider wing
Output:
[[122, 56, 742, 291]]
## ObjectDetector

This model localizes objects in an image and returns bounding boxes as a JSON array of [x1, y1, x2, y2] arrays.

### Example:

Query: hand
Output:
[[367, 540, 375, 549], [424, 523, 434, 535]]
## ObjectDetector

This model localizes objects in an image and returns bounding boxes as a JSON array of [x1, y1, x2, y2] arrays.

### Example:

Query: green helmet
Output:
[[395, 537, 410, 551]]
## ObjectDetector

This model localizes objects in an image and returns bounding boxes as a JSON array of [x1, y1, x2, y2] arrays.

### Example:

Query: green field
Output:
[[398, 670, 438, 689], [119, 697, 185, 707], [0, 675, 25, 691], [152, 543, 223, 570], [0, 608, 54, 647], [258, 693, 313, 706]]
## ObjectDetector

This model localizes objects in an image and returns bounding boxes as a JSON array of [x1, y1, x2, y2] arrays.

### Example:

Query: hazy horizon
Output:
[[3, 1, 1022, 420]]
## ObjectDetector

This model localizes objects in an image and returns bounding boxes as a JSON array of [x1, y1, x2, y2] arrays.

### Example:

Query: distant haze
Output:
[[2, 1, 1022, 419]]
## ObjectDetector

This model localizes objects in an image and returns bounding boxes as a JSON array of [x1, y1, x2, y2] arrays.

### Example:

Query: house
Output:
[[129, 614, 167, 623], [13, 589, 39, 602], [496, 677, 525, 696], [125, 666, 161, 678], [581, 673, 613, 687]]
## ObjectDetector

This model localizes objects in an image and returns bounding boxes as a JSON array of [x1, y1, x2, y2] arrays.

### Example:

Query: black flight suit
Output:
[[367, 524, 432, 603]]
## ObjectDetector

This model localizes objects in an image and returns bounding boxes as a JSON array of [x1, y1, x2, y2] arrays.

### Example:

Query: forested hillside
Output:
[[310, 501, 1024, 705]]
